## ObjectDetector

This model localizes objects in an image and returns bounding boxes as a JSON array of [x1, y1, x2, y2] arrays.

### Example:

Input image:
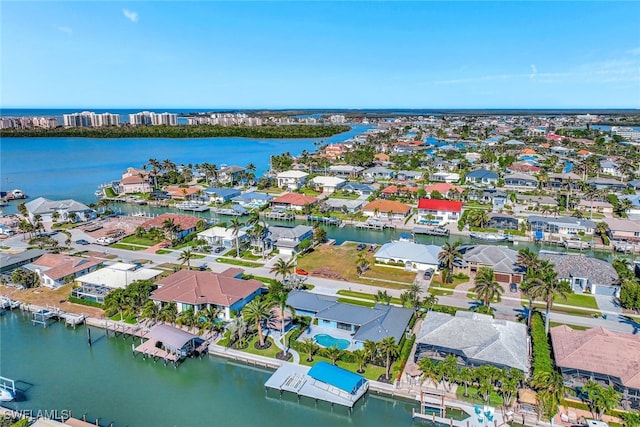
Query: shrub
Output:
[[530, 312, 553, 378]]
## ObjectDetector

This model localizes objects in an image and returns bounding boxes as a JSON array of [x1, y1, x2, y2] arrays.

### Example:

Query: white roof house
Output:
[[374, 241, 441, 272], [310, 176, 346, 193], [198, 226, 247, 248], [75, 263, 163, 290], [277, 170, 309, 190], [24, 197, 96, 223], [415, 311, 529, 373]]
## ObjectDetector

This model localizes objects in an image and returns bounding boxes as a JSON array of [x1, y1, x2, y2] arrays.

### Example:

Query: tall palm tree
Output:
[[158, 302, 178, 325], [375, 290, 392, 305], [162, 218, 180, 241], [378, 336, 400, 381], [582, 380, 622, 420], [472, 266, 504, 308], [583, 186, 602, 220], [141, 300, 159, 323], [177, 308, 196, 330], [226, 218, 244, 258], [526, 259, 566, 334], [352, 349, 368, 374], [363, 339, 379, 364], [199, 306, 221, 338], [270, 258, 295, 283], [419, 357, 440, 388], [299, 338, 319, 362], [531, 371, 566, 423], [243, 298, 274, 348], [456, 367, 474, 397], [268, 289, 295, 356], [178, 248, 195, 270], [438, 241, 462, 282], [323, 345, 343, 365], [440, 354, 459, 391]]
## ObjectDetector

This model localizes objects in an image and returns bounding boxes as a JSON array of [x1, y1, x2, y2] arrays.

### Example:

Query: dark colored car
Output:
[[356, 243, 367, 251], [509, 283, 518, 293], [423, 269, 434, 280], [214, 246, 225, 253], [75, 239, 89, 245]]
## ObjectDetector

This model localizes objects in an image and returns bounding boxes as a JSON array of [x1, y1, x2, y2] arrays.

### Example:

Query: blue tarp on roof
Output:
[[308, 361, 367, 395]]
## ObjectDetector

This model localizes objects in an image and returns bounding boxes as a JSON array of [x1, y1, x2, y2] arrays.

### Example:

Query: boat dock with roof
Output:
[[132, 324, 207, 368], [264, 361, 368, 410]]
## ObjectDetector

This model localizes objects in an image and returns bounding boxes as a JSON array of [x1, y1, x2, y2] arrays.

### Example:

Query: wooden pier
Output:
[[412, 226, 450, 236], [307, 215, 342, 226], [355, 219, 394, 230], [411, 390, 505, 427], [262, 212, 295, 221], [0, 296, 20, 310]]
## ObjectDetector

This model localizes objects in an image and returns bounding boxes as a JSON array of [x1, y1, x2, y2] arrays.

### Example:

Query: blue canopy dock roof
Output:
[[308, 362, 367, 395]]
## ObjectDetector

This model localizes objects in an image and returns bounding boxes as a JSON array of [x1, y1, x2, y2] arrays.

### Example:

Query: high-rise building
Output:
[[129, 111, 177, 126], [63, 111, 120, 128]]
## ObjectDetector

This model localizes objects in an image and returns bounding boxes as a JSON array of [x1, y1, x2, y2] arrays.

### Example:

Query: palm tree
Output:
[[617, 198, 633, 218], [268, 290, 295, 356], [472, 266, 504, 309], [226, 218, 244, 258], [378, 336, 400, 381], [177, 308, 196, 330], [199, 306, 221, 338], [363, 339, 379, 364], [456, 368, 474, 397], [270, 258, 295, 283], [178, 248, 195, 270], [375, 290, 392, 305], [517, 247, 540, 272], [419, 357, 440, 388], [582, 380, 622, 420], [422, 293, 439, 312], [620, 411, 640, 427], [324, 345, 343, 365], [299, 338, 319, 362], [583, 186, 602, 220], [530, 371, 566, 423], [355, 252, 370, 276], [158, 302, 178, 325], [440, 354, 459, 391], [438, 241, 462, 282], [141, 300, 159, 323], [243, 298, 274, 348], [162, 218, 180, 241], [352, 349, 368, 374], [526, 259, 566, 334], [228, 317, 248, 348]]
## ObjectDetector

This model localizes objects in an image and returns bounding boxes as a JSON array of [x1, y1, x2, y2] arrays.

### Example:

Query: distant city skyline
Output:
[[2, 1, 639, 109]]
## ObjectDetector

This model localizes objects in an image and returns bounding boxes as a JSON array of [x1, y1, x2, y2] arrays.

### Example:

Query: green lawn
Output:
[[156, 249, 172, 254], [110, 243, 145, 251], [300, 188, 322, 196], [336, 297, 375, 307], [430, 276, 468, 289], [455, 385, 503, 407], [243, 336, 282, 359], [110, 314, 137, 324], [329, 191, 361, 200], [555, 293, 598, 309], [336, 289, 403, 306], [429, 288, 454, 296], [530, 302, 600, 317], [121, 236, 161, 247], [298, 355, 391, 381], [217, 258, 262, 267]]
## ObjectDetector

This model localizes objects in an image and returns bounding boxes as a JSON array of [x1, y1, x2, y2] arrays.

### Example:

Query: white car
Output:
[[96, 236, 114, 245]]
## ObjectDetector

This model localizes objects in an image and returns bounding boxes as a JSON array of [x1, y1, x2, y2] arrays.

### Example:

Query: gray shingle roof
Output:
[[539, 252, 618, 286], [286, 290, 337, 313], [25, 197, 92, 215], [416, 311, 529, 372], [459, 245, 523, 274]]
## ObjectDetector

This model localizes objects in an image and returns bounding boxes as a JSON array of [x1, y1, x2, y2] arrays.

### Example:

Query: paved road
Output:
[[6, 227, 639, 335]]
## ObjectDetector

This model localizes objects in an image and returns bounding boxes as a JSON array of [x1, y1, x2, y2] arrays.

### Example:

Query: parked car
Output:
[[75, 239, 90, 245], [214, 246, 226, 253], [509, 283, 518, 293], [356, 243, 367, 251], [423, 269, 434, 280], [295, 268, 309, 276], [96, 236, 114, 245]]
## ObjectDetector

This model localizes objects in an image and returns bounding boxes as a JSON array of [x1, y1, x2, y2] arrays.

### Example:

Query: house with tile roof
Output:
[[27, 254, 102, 288], [603, 218, 640, 243], [540, 252, 618, 295], [415, 311, 529, 373], [271, 193, 318, 211], [550, 325, 640, 407], [457, 245, 524, 283], [361, 199, 411, 220], [150, 268, 262, 320], [424, 183, 463, 197], [118, 167, 153, 194], [140, 213, 201, 239], [417, 199, 463, 225]]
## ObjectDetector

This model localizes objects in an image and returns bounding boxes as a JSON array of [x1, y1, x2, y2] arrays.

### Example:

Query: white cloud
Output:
[[529, 64, 537, 79], [56, 26, 73, 36], [123, 9, 139, 23]]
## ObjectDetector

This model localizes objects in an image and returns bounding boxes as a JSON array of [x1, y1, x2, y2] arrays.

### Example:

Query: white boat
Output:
[[0, 376, 16, 402], [470, 232, 507, 242], [0, 387, 14, 402]]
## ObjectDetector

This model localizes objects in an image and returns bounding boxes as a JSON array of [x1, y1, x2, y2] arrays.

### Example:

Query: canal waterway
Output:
[[1, 310, 417, 427]]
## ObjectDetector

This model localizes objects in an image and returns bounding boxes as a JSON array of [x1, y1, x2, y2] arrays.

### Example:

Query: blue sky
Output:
[[2, 1, 639, 109]]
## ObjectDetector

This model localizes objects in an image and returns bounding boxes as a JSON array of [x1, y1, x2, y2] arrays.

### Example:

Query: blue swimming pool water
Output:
[[314, 334, 350, 350]]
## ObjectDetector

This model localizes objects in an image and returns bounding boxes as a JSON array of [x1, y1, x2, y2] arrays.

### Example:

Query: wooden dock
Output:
[[307, 215, 342, 226], [264, 362, 368, 409], [412, 226, 450, 236], [263, 212, 295, 221], [355, 219, 394, 230]]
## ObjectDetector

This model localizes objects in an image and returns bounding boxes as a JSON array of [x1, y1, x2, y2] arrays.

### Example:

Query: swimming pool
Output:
[[314, 334, 350, 350]]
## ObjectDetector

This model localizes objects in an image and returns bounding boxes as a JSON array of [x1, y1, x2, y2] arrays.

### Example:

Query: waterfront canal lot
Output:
[[1, 310, 417, 427]]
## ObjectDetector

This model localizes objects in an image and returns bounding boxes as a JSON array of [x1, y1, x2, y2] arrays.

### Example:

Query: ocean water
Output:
[[1, 311, 416, 427], [0, 125, 371, 203]]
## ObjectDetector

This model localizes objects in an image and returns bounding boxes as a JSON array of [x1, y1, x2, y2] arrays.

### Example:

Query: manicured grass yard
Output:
[[548, 322, 590, 331], [110, 243, 145, 251], [554, 292, 598, 309], [336, 297, 375, 307], [336, 290, 403, 306], [120, 236, 161, 247], [217, 258, 263, 267], [296, 244, 417, 288], [455, 385, 503, 407], [243, 336, 281, 359], [298, 355, 392, 381]]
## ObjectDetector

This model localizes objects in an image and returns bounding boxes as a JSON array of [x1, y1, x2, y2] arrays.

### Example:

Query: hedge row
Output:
[[531, 312, 553, 376]]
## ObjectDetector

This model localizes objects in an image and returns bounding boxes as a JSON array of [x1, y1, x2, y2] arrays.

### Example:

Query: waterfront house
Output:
[[203, 187, 241, 203], [424, 183, 463, 198], [323, 198, 365, 213], [27, 254, 102, 289], [267, 225, 314, 255], [231, 192, 273, 209], [547, 172, 582, 191], [396, 170, 424, 181], [361, 199, 411, 220], [516, 194, 558, 209], [528, 215, 595, 237], [465, 169, 499, 186], [218, 165, 246, 185], [140, 213, 200, 240], [328, 165, 364, 178], [198, 226, 248, 249], [341, 182, 375, 196], [603, 218, 640, 243], [539, 252, 618, 295], [324, 143, 348, 160], [271, 193, 317, 211], [164, 186, 204, 200], [416, 199, 462, 225], [504, 173, 538, 189], [487, 213, 519, 230], [363, 166, 394, 180], [74, 262, 163, 303], [457, 245, 524, 283], [119, 167, 153, 194], [310, 176, 346, 193], [25, 197, 96, 223], [0, 249, 45, 274], [415, 311, 529, 373], [429, 172, 460, 183], [550, 325, 640, 408], [276, 170, 309, 190], [151, 268, 262, 321], [576, 200, 614, 215], [374, 241, 441, 272], [286, 290, 413, 348], [380, 185, 419, 200]]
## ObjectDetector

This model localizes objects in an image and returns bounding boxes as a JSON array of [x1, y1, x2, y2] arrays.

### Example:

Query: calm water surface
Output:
[[1, 311, 418, 427]]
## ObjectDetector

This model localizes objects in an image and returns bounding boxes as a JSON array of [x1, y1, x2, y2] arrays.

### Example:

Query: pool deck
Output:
[[264, 362, 368, 409], [298, 325, 359, 351]]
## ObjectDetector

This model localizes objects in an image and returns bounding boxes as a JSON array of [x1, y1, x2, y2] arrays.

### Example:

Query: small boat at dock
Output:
[[470, 232, 507, 242]]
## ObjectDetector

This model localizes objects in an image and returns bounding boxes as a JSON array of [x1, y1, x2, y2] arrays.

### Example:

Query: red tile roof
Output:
[[550, 325, 640, 389], [362, 199, 411, 214], [164, 186, 202, 197], [32, 254, 102, 281], [425, 183, 463, 194], [121, 175, 149, 185], [272, 193, 318, 206], [141, 213, 200, 232], [417, 199, 463, 212], [151, 269, 262, 307]]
